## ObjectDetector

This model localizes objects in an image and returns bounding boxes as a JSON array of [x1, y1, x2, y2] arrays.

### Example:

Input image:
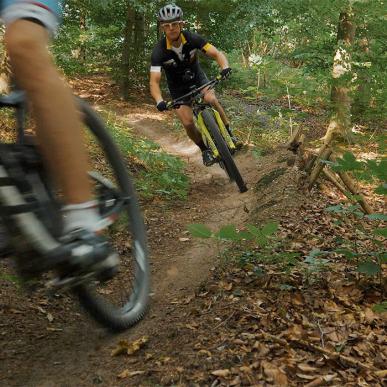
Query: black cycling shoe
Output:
[[12, 228, 119, 289], [202, 149, 216, 166], [56, 228, 119, 284]]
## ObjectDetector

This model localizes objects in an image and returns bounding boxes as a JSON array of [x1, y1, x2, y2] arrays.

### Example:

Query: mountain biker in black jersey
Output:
[[149, 4, 241, 167], [0, 1, 118, 281]]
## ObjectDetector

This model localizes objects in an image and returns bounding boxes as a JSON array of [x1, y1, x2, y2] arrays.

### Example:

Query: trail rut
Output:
[[0, 106, 263, 386]]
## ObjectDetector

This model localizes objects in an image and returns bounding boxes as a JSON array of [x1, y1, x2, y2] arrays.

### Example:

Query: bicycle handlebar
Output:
[[167, 75, 222, 110]]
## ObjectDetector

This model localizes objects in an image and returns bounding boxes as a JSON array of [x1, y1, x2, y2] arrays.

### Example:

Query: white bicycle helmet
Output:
[[158, 4, 183, 22]]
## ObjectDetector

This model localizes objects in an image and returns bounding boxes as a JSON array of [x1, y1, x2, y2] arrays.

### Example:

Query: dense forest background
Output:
[[56, 0, 385, 123]]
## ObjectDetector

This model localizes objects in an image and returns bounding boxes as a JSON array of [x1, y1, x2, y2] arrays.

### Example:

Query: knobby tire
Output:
[[73, 98, 150, 332], [201, 109, 247, 193]]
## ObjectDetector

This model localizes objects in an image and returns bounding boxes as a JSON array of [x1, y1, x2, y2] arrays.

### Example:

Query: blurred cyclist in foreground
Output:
[[0, 1, 117, 280]]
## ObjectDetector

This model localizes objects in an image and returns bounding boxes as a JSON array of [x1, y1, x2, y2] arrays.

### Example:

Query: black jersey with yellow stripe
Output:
[[150, 30, 212, 89]]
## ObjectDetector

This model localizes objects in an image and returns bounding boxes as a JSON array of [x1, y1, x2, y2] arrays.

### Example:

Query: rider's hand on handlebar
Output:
[[156, 100, 168, 112], [220, 67, 232, 80]]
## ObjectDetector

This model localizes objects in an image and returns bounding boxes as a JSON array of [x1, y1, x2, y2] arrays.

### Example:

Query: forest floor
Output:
[[0, 77, 385, 386]]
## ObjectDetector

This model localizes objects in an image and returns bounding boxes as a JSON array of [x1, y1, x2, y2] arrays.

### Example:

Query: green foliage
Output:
[[187, 222, 278, 245], [51, 0, 384, 122], [216, 225, 240, 241], [332, 152, 364, 172], [372, 301, 387, 313], [357, 261, 381, 276], [0, 272, 20, 286], [322, 152, 386, 296], [187, 221, 288, 271], [327, 151, 387, 194], [237, 248, 300, 276], [97, 110, 189, 201], [303, 249, 330, 284], [373, 228, 387, 238], [187, 224, 213, 239]]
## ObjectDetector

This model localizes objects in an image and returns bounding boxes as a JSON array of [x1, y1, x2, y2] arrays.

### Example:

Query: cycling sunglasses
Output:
[[161, 21, 184, 29]]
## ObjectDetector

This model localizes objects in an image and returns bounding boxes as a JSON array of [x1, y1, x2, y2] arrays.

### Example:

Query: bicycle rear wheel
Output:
[[73, 98, 150, 332], [201, 109, 247, 193]]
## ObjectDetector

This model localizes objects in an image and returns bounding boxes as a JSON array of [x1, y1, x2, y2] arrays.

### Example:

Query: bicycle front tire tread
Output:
[[201, 109, 247, 193], [74, 98, 150, 332]]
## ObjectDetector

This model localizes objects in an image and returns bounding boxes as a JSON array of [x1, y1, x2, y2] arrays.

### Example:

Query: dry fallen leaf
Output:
[[364, 308, 381, 323], [304, 377, 324, 387], [283, 324, 305, 340], [323, 374, 337, 382], [239, 366, 252, 373], [297, 373, 317, 380], [375, 370, 387, 378], [324, 300, 341, 313], [254, 342, 270, 357], [262, 361, 288, 386], [292, 292, 304, 305], [224, 282, 233, 291], [185, 324, 198, 331], [198, 349, 212, 357], [117, 369, 130, 379], [117, 369, 145, 379], [211, 369, 230, 378], [297, 363, 318, 373], [111, 336, 149, 356]]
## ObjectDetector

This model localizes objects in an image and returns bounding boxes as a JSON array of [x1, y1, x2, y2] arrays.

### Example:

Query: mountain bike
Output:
[[167, 76, 247, 193], [0, 90, 150, 332]]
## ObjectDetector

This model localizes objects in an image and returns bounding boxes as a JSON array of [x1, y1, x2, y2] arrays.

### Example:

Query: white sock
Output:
[[62, 200, 102, 234]]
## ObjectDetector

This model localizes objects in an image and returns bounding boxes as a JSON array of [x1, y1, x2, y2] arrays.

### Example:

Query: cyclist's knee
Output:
[[203, 93, 217, 105]]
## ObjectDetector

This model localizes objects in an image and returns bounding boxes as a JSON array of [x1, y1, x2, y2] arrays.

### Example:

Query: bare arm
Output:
[[204, 45, 229, 70], [150, 71, 164, 103]]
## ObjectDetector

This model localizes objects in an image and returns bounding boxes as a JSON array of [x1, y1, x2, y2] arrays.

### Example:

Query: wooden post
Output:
[[308, 148, 332, 190], [337, 170, 373, 214], [323, 168, 348, 193]]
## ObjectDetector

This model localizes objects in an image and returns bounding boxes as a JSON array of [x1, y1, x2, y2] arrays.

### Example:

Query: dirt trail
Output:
[[0, 106, 264, 386]]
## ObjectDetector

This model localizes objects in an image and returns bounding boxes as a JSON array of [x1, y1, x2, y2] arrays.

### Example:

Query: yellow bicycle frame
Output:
[[196, 108, 236, 158]]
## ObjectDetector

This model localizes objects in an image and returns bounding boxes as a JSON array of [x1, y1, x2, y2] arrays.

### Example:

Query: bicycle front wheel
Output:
[[73, 98, 150, 332], [201, 109, 247, 193]]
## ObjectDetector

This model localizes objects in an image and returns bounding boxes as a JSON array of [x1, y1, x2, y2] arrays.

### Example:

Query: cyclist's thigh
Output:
[[0, 0, 63, 33]]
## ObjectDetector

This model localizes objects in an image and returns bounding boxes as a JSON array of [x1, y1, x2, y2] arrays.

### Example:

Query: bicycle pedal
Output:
[[46, 271, 95, 291]]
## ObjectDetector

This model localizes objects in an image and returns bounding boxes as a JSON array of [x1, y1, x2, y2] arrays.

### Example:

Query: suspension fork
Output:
[[195, 107, 220, 158], [211, 109, 236, 151]]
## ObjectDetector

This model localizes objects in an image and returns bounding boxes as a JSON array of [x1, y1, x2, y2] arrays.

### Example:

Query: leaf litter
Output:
[[119, 150, 386, 386]]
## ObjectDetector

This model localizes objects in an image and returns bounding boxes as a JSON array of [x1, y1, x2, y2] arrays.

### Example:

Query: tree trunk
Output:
[[121, 4, 135, 100], [323, 10, 356, 145], [79, 12, 87, 62], [134, 11, 145, 75], [352, 36, 371, 116]]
